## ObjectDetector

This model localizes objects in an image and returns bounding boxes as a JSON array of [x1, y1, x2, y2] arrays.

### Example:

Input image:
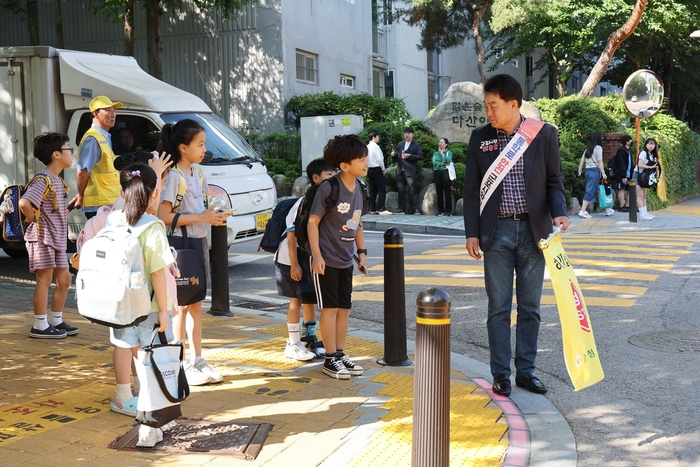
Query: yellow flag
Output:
[[540, 233, 604, 391], [656, 151, 667, 202]]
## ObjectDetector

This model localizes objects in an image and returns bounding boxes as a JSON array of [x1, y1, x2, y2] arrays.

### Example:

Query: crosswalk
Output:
[[354, 231, 700, 309]]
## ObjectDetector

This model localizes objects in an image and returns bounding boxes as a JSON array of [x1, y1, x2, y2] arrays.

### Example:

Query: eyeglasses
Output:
[[61, 147, 74, 154]]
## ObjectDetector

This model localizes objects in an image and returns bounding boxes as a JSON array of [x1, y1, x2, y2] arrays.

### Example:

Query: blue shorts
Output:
[[110, 311, 174, 348], [275, 252, 317, 304]]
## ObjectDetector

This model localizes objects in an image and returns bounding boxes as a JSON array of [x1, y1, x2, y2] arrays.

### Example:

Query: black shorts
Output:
[[275, 254, 317, 304], [312, 264, 353, 309]]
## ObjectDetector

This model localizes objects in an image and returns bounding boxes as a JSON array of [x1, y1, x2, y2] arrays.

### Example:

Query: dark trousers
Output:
[[367, 167, 386, 212], [434, 169, 452, 214], [396, 170, 417, 212]]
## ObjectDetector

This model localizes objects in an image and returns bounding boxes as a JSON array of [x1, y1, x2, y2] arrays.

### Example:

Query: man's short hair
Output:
[[33, 132, 69, 166], [306, 157, 336, 178], [323, 134, 368, 169], [483, 74, 523, 108], [620, 134, 633, 145], [404, 126, 415, 134], [368, 130, 379, 140]]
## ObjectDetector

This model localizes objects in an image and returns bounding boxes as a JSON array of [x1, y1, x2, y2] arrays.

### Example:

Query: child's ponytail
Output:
[[157, 119, 205, 164], [120, 163, 157, 225]]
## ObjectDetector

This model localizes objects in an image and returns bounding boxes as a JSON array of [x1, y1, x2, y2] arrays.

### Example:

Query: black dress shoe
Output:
[[515, 374, 548, 394], [619, 207, 629, 212], [492, 377, 511, 396], [395, 209, 405, 214]]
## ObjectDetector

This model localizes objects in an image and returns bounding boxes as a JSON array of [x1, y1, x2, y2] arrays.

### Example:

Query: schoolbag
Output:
[[76, 211, 162, 328], [257, 197, 300, 253], [0, 174, 68, 242], [169, 165, 208, 213], [294, 175, 368, 253], [605, 156, 617, 179]]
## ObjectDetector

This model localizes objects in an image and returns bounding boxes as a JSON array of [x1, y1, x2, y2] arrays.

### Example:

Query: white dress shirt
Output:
[[367, 140, 385, 170]]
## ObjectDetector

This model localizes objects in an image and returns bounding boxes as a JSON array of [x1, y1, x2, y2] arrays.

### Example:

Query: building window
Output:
[[571, 75, 578, 92], [600, 87, 607, 97], [428, 78, 436, 109], [296, 50, 318, 85], [525, 55, 534, 78], [373, 68, 385, 98], [340, 74, 355, 89]]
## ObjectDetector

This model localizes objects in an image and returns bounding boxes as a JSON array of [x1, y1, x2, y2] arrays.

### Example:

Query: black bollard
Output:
[[378, 227, 411, 366], [207, 224, 234, 317], [629, 180, 637, 223], [412, 287, 451, 467]]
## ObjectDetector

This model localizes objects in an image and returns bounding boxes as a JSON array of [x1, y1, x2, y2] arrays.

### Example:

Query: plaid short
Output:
[[26, 241, 68, 273]]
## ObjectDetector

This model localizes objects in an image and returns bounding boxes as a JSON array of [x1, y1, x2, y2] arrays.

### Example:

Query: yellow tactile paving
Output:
[[206, 337, 310, 371], [0, 382, 113, 446], [346, 372, 507, 467]]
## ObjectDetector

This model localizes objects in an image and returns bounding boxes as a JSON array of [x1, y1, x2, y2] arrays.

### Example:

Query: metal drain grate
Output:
[[629, 330, 700, 353], [233, 300, 286, 312]]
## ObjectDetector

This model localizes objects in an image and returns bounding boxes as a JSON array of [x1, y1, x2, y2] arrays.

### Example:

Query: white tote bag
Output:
[[134, 327, 190, 427], [446, 162, 457, 181]]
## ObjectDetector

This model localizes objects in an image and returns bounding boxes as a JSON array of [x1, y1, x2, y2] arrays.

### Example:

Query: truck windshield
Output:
[[160, 113, 262, 165]]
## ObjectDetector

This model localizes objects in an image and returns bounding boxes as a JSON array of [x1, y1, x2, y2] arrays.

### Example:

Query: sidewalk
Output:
[[1, 196, 699, 466]]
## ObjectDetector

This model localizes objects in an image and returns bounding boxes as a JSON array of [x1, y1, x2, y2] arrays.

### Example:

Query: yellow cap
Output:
[[89, 96, 123, 112]]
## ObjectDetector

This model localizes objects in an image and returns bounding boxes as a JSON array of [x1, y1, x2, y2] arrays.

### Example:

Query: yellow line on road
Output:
[[434, 245, 691, 255], [560, 238, 695, 247], [354, 275, 647, 294], [408, 251, 680, 261], [370, 261, 666, 274], [567, 258, 673, 271], [354, 291, 636, 307]]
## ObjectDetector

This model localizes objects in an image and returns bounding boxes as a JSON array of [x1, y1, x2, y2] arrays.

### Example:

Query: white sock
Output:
[[34, 314, 49, 331], [116, 383, 133, 404], [194, 355, 205, 366], [287, 322, 301, 344], [640, 207, 647, 216], [49, 311, 63, 326]]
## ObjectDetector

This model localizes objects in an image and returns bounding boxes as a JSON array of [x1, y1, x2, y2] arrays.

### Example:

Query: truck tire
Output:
[[3, 248, 28, 259]]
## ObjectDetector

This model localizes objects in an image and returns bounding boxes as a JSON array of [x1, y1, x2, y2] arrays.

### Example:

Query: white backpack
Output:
[[76, 211, 163, 328]]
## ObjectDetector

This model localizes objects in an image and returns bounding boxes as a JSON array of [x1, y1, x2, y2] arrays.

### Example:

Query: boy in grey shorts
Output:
[[307, 135, 369, 379], [275, 158, 336, 360]]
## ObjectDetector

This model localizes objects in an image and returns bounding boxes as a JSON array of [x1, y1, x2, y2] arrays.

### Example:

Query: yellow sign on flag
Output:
[[540, 233, 604, 391]]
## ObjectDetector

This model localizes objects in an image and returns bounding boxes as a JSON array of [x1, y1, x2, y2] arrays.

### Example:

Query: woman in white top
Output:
[[576, 132, 612, 218], [636, 138, 660, 220]]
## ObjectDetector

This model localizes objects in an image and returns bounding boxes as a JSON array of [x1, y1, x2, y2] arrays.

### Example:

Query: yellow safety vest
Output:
[[79, 128, 120, 207]]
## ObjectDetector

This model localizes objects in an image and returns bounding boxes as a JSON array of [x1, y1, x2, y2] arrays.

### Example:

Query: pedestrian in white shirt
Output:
[[366, 130, 391, 215]]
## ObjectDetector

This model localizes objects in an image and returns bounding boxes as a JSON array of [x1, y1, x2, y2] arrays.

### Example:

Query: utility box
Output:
[[300, 115, 364, 174]]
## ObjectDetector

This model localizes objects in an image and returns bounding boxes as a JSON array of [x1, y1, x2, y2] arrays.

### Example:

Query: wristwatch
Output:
[[357, 249, 368, 255]]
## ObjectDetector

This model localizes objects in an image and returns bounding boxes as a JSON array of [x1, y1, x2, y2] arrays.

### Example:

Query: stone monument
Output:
[[424, 81, 542, 143]]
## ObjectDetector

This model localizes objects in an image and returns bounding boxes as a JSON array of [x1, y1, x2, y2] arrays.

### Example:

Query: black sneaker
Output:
[[54, 321, 79, 336], [337, 353, 363, 376], [301, 335, 326, 357], [29, 325, 67, 339], [322, 357, 351, 379]]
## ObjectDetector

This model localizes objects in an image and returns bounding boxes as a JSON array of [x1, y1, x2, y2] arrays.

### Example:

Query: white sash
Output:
[[479, 118, 545, 214]]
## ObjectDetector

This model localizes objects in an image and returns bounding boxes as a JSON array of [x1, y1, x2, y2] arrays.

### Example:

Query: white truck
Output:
[[0, 46, 275, 258]]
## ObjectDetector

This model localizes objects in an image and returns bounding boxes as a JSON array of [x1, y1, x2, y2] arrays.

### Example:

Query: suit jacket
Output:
[[463, 121, 567, 253], [392, 140, 423, 177]]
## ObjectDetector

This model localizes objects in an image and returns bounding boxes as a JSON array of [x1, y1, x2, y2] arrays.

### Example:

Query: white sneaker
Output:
[[136, 425, 163, 448], [194, 359, 223, 383], [577, 210, 591, 219], [378, 210, 393, 216], [605, 208, 615, 216], [641, 213, 654, 220], [184, 361, 213, 386], [284, 340, 315, 361]]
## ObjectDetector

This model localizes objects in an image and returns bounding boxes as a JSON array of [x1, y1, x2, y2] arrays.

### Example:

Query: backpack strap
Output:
[[170, 165, 208, 213], [25, 174, 68, 237]]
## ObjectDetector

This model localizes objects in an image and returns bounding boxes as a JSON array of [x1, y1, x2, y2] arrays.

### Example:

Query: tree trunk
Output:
[[578, 0, 647, 97], [54, 0, 64, 48], [26, 0, 39, 45], [470, 0, 490, 85], [146, 0, 163, 80], [124, 0, 135, 56]]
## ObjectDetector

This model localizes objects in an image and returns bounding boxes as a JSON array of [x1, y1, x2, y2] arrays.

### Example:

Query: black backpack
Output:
[[605, 156, 617, 179], [257, 197, 300, 253], [294, 176, 368, 253]]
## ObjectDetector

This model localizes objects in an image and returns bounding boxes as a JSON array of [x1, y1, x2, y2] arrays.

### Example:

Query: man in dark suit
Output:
[[391, 127, 423, 214], [463, 74, 570, 397]]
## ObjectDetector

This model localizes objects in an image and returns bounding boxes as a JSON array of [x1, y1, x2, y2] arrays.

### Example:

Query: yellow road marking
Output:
[[409, 251, 680, 261], [560, 238, 695, 247], [354, 291, 636, 307], [354, 276, 647, 294]]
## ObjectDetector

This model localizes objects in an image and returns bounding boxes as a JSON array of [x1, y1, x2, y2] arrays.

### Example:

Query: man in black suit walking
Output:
[[391, 127, 423, 214], [463, 74, 570, 397]]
